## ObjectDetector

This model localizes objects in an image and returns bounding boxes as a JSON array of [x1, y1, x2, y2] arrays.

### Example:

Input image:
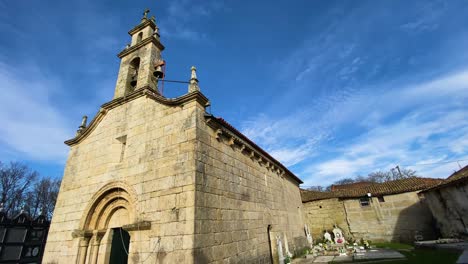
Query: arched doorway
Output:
[[109, 228, 130, 264], [76, 182, 137, 264]]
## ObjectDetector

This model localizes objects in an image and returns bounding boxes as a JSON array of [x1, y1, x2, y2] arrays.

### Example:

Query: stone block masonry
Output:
[[42, 10, 308, 263], [43, 89, 308, 264]]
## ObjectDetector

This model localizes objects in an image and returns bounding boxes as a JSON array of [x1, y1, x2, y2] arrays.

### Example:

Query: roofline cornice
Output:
[[128, 19, 156, 35], [204, 115, 303, 185], [117, 37, 165, 58], [65, 87, 209, 146]]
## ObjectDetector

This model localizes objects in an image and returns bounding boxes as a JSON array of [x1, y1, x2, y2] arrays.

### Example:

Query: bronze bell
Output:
[[153, 60, 165, 79], [153, 65, 164, 79], [130, 75, 137, 87]]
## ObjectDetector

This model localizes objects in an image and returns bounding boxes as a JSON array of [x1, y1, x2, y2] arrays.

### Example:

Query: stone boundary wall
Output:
[[423, 182, 468, 238], [302, 198, 350, 241], [343, 191, 435, 242], [303, 191, 436, 243]]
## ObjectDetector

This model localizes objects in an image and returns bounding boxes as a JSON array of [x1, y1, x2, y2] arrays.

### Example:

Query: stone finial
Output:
[[80, 116, 88, 129], [150, 15, 156, 23], [153, 27, 160, 38], [191, 66, 197, 80], [76, 115, 88, 136], [188, 66, 200, 93]]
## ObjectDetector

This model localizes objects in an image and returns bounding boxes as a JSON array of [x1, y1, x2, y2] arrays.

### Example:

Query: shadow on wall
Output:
[[392, 201, 438, 243], [423, 185, 468, 238]]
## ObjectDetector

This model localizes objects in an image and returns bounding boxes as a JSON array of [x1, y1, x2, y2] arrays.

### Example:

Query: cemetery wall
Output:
[[423, 182, 468, 238], [193, 105, 308, 264], [343, 191, 435, 242], [302, 198, 351, 241]]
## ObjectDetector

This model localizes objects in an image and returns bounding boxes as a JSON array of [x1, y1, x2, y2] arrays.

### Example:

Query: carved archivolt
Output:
[[79, 181, 138, 231]]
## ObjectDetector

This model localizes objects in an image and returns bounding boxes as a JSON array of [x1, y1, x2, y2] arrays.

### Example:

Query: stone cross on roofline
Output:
[[143, 8, 150, 19]]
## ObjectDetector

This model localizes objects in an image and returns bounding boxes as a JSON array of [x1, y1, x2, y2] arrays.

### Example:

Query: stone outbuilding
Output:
[[301, 177, 442, 243], [42, 10, 308, 264], [419, 165, 468, 238]]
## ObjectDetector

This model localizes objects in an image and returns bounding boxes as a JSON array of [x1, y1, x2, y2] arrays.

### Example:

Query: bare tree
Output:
[[0, 162, 37, 216], [0, 161, 61, 219], [326, 167, 419, 188], [24, 178, 61, 219], [332, 177, 356, 185], [368, 168, 418, 183]]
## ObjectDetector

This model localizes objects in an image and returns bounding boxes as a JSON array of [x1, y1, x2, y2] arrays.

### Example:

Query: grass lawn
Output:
[[370, 242, 461, 264]]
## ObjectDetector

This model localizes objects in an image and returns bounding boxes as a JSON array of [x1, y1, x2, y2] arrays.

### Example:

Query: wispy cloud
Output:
[[239, 1, 468, 187], [0, 62, 73, 162], [242, 67, 468, 186], [400, 1, 446, 32], [159, 0, 226, 41], [242, 112, 330, 167]]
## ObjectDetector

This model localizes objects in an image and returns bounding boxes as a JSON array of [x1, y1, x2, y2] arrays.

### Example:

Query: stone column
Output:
[[77, 236, 91, 264], [88, 231, 103, 264]]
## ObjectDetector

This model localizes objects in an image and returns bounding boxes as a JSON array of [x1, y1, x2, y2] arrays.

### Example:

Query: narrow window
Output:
[[359, 197, 370, 207], [137, 32, 143, 43], [117, 135, 127, 162], [378, 196, 385, 203]]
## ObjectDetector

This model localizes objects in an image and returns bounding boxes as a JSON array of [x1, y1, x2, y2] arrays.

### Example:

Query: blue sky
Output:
[[0, 0, 467, 187]]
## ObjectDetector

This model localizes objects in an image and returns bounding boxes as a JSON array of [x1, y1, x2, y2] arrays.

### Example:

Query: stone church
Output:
[[42, 10, 307, 264]]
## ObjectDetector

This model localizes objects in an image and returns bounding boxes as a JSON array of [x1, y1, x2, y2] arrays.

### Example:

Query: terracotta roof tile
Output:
[[420, 165, 468, 193], [301, 177, 443, 202]]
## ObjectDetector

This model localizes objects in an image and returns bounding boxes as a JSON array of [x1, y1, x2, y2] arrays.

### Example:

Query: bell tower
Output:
[[113, 9, 165, 99]]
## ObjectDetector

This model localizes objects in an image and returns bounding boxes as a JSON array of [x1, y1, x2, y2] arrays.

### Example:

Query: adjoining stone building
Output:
[[42, 10, 308, 264], [301, 177, 442, 243], [419, 165, 468, 238]]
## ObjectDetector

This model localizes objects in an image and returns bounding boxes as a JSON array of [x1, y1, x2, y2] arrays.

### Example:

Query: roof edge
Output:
[[65, 88, 209, 146], [205, 114, 303, 185]]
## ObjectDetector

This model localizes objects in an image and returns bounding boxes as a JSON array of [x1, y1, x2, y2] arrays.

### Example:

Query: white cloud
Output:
[[0, 63, 73, 162], [242, 68, 468, 187], [241, 111, 330, 167]]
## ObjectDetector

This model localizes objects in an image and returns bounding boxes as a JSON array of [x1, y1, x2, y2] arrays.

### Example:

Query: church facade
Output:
[[42, 10, 308, 264]]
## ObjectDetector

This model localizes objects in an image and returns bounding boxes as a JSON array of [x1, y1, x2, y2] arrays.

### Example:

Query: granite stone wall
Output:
[[302, 198, 350, 241], [43, 96, 199, 264], [194, 104, 308, 264], [344, 191, 435, 242], [43, 91, 308, 264], [303, 191, 436, 243], [423, 182, 468, 238]]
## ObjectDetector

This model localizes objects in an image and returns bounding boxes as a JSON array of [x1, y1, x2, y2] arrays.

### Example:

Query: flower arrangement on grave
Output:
[[365, 240, 371, 249], [360, 238, 371, 249]]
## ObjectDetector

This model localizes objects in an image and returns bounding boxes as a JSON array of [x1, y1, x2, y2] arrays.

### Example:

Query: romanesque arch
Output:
[[75, 181, 138, 264]]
